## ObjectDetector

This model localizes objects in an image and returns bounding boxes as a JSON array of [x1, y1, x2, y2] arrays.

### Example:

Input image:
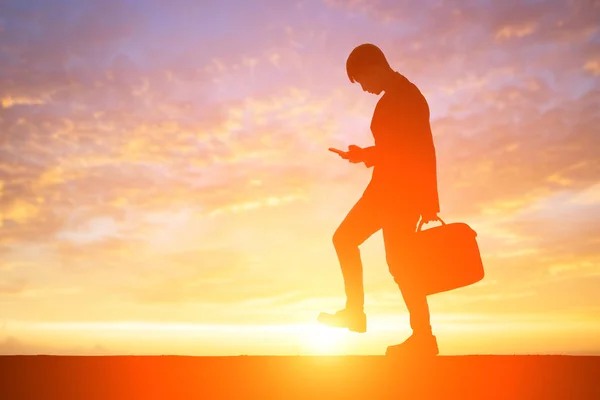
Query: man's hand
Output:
[[346, 145, 363, 164], [328, 147, 349, 159], [328, 145, 364, 164]]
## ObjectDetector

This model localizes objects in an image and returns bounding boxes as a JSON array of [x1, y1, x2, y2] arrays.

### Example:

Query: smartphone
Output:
[[328, 147, 348, 157]]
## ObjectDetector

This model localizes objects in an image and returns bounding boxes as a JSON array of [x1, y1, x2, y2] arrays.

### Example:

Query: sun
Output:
[[300, 324, 349, 355]]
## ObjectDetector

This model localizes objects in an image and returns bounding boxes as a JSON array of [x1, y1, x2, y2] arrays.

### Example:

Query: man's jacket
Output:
[[362, 72, 440, 215]]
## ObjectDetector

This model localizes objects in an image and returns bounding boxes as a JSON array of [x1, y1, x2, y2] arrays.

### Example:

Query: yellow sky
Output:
[[1, 0, 599, 355]]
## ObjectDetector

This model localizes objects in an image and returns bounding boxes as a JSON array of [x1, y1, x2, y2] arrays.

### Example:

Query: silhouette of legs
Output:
[[381, 212, 437, 356], [321, 191, 434, 340], [382, 214, 433, 336], [332, 194, 381, 312], [398, 284, 432, 335], [385, 332, 439, 357]]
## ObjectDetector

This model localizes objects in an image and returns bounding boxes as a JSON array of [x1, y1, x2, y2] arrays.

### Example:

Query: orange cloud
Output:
[[0, 0, 598, 355], [495, 23, 537, 39], [1, 95, 46, 108], [583, 60, 600, 75]]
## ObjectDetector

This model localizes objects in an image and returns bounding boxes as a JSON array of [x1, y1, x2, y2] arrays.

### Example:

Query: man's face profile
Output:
[[354, 65, 385, 95]]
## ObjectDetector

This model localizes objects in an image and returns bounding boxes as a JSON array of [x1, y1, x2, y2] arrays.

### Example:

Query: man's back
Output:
[[367, 72, 440, 214]]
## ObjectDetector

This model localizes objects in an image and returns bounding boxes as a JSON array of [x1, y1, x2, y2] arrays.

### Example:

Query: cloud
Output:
[[0, 336, 27, 354], [435, 89, 600, 216], [0, 278, 28, 296], [495, 22, 537, 39], [0, 0, 598, 334], [0, 335, 110, 355], [584, 60, 600, 75], [1, 95, 46, 109], [124, 247, 304, 306]]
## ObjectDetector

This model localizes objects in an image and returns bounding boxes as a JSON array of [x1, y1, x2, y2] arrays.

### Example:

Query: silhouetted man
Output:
[[318, 43, 440, 357]]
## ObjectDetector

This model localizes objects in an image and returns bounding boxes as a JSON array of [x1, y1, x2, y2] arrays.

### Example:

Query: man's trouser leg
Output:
[[383, 213, 432, 335], [332, 194, 381, 311]]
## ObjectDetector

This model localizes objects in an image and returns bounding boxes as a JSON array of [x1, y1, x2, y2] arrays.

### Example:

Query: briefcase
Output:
[[408, 218, 485, 296]]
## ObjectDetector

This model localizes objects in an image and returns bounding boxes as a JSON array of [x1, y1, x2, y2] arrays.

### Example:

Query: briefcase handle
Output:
[[417, 217, 446, 232]]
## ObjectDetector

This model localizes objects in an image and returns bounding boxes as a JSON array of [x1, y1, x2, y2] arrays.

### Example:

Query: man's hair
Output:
[[346, 43, 391, 83]]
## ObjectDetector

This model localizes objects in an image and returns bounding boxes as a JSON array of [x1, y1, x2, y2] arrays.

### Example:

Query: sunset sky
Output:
[[1, 0, 599, 356]]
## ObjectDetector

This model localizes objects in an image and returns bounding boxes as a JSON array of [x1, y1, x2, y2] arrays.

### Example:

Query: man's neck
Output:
[[381, 68, 399, 93]]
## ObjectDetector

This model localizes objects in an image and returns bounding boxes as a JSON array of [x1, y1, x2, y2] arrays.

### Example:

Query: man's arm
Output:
[[361, 146, 378, 168]]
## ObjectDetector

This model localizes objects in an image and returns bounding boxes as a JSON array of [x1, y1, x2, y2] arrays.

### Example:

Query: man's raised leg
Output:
[[318, 194, 380, 332]]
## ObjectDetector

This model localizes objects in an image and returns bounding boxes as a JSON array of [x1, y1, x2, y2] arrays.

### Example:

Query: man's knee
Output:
[[332, 228, 345, 248], [394, 270, 425, 301], [386, 254, 416, 286], [385, 251, 404, 273], [333, 227, 355, 249]]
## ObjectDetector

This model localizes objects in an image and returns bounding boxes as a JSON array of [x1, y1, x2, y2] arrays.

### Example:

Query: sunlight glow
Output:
[[298, 325, 349, 355]]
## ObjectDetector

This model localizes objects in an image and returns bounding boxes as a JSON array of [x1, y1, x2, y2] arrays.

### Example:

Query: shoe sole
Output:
[[317, 313, 367, 333]]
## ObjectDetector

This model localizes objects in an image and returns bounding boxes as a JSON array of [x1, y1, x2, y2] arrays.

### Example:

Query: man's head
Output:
[[346, 43, 392, 95]]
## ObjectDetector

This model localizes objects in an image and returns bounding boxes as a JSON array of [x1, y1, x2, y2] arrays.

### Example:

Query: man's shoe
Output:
[[317, 308, 367, 333], [385, 333, 439, 357]]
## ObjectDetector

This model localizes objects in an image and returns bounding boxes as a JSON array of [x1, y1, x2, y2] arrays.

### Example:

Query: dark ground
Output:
[[1, 355, 598, 399]]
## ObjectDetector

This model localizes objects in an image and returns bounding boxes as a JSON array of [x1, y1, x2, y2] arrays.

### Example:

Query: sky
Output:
[[0, 0, 599, 356]]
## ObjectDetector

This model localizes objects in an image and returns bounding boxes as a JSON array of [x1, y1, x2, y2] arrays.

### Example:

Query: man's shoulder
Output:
[[391, 73, 423, 97], [389, 73, 429, 112]]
